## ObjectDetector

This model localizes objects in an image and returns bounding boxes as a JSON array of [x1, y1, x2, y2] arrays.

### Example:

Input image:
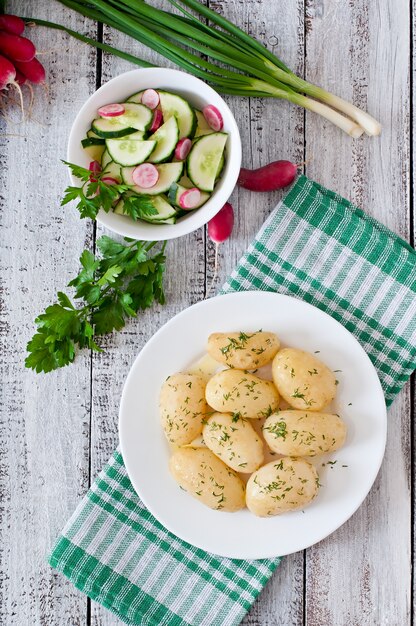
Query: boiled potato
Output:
[[246, 457, 319, 516], [169, 447, 246, 512], [205, 369, 279, 418], [203, 412, 264, 473], [272, 348, 336, 411], [263, 410, 346, 457], [207, 331, 280, 369], [160, 373, 208, 446]]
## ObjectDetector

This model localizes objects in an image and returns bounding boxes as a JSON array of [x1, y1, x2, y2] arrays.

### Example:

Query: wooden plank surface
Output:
[[0, 3, 97, 625], [0, 0, 413, 625]]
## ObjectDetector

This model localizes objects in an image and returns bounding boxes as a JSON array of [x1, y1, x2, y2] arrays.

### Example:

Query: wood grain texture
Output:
[[0, 0, 413, 625], [0, 2, 98, 625], [305, 0, 411, 624]]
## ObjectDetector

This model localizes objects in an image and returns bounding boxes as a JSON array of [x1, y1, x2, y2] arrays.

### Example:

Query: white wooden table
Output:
[[1, 1, 412, 624]]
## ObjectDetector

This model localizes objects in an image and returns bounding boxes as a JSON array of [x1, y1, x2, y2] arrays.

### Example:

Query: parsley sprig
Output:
[[62, 161, 157, 220], [25, 236, 166, 373]]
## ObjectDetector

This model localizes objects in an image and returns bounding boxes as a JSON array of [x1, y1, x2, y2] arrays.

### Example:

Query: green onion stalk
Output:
[[27, 0, 381, 137]]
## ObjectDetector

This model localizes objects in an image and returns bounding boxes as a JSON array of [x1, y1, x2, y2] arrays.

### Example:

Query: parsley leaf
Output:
[[26, 237, 167, 373]]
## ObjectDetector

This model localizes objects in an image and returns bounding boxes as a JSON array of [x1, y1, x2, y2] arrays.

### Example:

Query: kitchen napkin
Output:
[[49, 174, 416, 626]]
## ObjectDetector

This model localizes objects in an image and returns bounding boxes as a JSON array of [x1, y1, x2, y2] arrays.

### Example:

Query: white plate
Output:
[[119, 291, 387, 559]]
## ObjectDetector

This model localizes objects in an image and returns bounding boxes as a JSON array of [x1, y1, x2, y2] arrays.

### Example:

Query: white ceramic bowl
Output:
[[67, 68, 241, 241]]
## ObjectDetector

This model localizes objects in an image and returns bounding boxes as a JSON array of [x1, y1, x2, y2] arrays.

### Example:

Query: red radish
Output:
[[98, 103, 125, 118], [0, 14, 25, 35], [0, 53, 17, 89], [0, 54, 24, 115], [174, 137, 192, 161], [101, 176, 119, 185], [237, 160, 297, 192], [179, 187, 201, 209], [141, 88, 159, 109], [206, 202, 234, 297], [203, 104, 223, 131], [149, 109, 163, 132], [208, 202, 234, 243], [0, 32, 36, 62], [13, 57, 46, 84], [89, 160, 101, 182], [14, 69, 26, 85], [132, 163, 159, 188]]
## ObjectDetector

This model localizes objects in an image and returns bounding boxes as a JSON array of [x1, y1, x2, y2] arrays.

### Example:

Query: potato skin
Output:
[[246, 457, 319, 517], [272, 348, 336, 411], [263, 410, 346, 457], [169, 447, 246, 512], [160, 373, 209, 446], [203, 412, 264, 473], [205, 369, 279, 418], [207, 331, 280, 369]]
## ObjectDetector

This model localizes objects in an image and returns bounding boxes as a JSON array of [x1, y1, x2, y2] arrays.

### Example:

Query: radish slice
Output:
[[149, 109, 163, 132], [202, 104, 223, 131], [89, 160, 101, 182], [98, 103, 125, 118], [174, 137, 192, 161], [141, 88, 159, 109], [179, 187, 201, 209], [101, 176, 119, 185], [132, 163, 159, 188]]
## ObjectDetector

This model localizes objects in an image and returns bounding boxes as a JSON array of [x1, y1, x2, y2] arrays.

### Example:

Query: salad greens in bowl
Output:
[[67, 67, 241, 241]]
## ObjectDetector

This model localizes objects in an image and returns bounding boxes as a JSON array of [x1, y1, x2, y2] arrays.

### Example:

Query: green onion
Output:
[[31, 0, 380, 136]]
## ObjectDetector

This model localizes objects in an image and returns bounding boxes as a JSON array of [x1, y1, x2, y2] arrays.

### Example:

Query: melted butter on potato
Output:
[[272, 348, 336, 411], [169, 447, 246, 512], [207, 331, 280, 369], [205, 369, 279, 419], [246, 457, 319, 517], [203, 412, 264, 473], [160, 373, 209, 446], [263, 410, 346, 457]]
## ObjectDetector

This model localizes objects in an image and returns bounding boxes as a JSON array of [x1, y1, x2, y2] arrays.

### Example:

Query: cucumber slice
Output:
[[194, 109, 215, 138], [124, 130, 146, 140], [114, 194, 178, 221], [148, 116, 179, 163], [102, 160, 121, 181], [216, 153, 225, 180], [87, 129, 104, 140], [187, 132, 228, 191], [168, 182, 210, 209], [159, 91, 196, 139], [82, 137, 105, 148], [101, 149, 112, 168], [122, 162, 184, 195], [106, 138, 156, 166], [92, 103, 153, 137], [126, 90, 144, 104], [83, 142, 105, 162]]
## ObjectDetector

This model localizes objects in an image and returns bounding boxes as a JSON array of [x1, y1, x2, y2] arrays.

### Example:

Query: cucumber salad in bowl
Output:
[[82, 88, 228, 226]]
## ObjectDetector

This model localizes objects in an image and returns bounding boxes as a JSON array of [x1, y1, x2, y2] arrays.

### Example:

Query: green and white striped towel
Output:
[[49, 175, 416, 625]]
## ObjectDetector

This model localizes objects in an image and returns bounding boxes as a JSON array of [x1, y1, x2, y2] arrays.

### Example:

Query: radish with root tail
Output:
[[0, 13, 46, 119], [206, 202, 234, 297]]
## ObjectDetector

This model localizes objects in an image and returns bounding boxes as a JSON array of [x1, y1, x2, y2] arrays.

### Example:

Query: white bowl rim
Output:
[[67, 67, 242, 241]]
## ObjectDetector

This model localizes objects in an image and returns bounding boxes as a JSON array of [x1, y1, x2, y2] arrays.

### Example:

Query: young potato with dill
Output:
[[160, 373, 209, 446], [263, 410, 347, 457], [272, 348, 337, 411], [207, 330, 280, 369], [202, 412, 264, 473], [169, 447, 246, 512], [205, 369, 279, 418], [246, 457, 319, 517]]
